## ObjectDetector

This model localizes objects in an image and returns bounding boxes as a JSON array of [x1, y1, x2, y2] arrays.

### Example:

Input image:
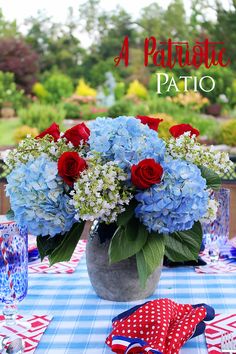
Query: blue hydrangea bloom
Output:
[[89, 116, 166, 170], [6, 155, 76, 237], [135, 159, 209, 234]]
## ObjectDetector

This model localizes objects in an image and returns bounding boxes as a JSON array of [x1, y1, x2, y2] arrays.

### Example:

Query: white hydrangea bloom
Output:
[[166, 133, 234, 176], [201, 196, 219, 223], [71, 159, 132, 223], [5, 135, 85, 172]]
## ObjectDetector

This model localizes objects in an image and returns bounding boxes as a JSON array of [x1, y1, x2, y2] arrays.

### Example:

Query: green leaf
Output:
[[199, 165, 221, 191], [108, 218, 148, 264], [6, 209, 14, 220], [136, 233, 165, 288], [37, 236, 48, 261], [116, 198, 137, 227], [36, 233, 63, 261], [48, 221, 85, 266], [165, 221, 203, 262]]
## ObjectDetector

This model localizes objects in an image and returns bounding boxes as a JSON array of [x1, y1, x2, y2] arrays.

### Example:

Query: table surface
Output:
[[17, 252, 235, 354]]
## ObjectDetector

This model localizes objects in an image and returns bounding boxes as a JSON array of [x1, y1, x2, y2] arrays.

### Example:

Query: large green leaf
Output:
[[108, 218, 148, 264], [164, 221, 203, 262], [48, 221, 85, 265], [116, 198, 137, 227], [199, 165, 221, 191], [136, 233, 165, 288], [37, 233, 64, 261]]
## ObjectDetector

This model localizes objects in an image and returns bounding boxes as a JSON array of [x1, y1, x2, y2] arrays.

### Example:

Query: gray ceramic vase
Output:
[[86, 231, 163, 302]]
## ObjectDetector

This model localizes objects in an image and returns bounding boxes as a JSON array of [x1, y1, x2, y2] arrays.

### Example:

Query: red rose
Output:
[[131, 159, 163, 189], [169, 124, 200, 138], [58, 152, 87, 187], [136, 115, 163, 131], [63, 123, 90, 147], [35, 122, 60, 142]]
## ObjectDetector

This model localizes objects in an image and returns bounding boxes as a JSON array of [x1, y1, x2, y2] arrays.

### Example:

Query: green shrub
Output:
[[108, 100, 132, 117], [19, 103, 66, 131], [226, 79, 236, 107], [13, 125, 39, 143], [129, 102, 150, 116], [115, 82, 126, 100], [80, 105, 108, 120], [154, 114, 178, 140], [216, 119, 236, 146], [0, 71, 24, 110], [127, 80, 148, 99], [147, 96, 184, 118], [75, 79, 96, 97], [63, 103, 82, 119], [147, 96, 218, 138], [148, 71, 179, 97], [32, 82, 49, 101], [195, 66, 234, 105], [177, 114, 219, 139], [44, 73, 74, 103]]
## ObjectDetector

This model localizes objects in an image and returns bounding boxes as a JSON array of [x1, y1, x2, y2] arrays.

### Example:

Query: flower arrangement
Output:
[[5, 116, 233, 286]]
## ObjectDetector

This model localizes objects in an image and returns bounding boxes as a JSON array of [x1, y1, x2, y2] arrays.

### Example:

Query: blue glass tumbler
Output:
[[0, 221, 28, 327], [202, 188, 230, 262]]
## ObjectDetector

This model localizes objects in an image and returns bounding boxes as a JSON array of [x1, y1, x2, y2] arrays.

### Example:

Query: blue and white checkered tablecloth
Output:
[[18, 254, 236, 354]]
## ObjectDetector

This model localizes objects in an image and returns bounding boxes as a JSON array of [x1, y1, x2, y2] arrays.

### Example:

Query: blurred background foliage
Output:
[[0, 0, 236, 148]]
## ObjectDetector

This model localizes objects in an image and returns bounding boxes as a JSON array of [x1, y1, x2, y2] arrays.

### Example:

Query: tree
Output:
[[78, 2, 138, 84], [163, 0, 188, 40], [25, 9, 85, 79], [97, 7, 137, 59], [137, 3, 165, 39], [0, 38, 39, 93], [211, 1, 236, 69], [0, 9, 19, 37], [78, 0, 101, 36]]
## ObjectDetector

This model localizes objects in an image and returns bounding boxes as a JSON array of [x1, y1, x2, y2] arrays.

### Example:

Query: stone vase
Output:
[[86, 227, 162, 302]]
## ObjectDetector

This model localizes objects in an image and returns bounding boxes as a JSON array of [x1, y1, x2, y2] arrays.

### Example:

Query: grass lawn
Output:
[[0, 118, 21, 147]]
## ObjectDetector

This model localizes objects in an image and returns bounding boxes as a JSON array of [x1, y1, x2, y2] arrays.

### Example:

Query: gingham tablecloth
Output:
[[18, 254, 236, 354]]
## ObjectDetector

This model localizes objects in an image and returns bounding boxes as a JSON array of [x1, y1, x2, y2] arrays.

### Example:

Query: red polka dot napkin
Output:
[[106, 298, 214, 354]]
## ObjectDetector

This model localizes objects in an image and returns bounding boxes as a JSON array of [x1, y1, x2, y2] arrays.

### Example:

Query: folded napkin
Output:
[[0, 314, 52, 353], [106, 298, 215, 354], [195, 260, 236, 274], [28, 240, 87, 274], [205, 313, 236, 353], [28, 234, 39, 262]]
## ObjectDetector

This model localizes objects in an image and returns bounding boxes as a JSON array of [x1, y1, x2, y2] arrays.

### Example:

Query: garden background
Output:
[[0, 0, 236, 231]]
